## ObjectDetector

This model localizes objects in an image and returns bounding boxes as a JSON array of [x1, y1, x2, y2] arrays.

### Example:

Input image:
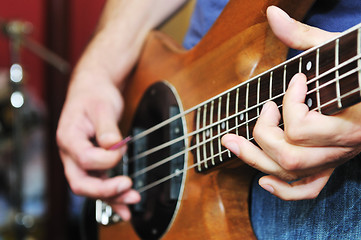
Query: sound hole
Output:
[[127, 82, 186, 239]]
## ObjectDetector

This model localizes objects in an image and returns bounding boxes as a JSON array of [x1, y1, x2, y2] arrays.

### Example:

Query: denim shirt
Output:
[[183, 0, 361, 50]]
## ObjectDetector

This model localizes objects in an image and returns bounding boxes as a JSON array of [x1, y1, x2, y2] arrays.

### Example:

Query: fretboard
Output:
[[192, 23, 361, 172]]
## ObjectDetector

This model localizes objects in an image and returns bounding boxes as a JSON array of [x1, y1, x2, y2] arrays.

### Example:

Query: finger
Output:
[[221, 133, 297, 181], [107, 190, 141, 221], [60, 139, 124, 170], [282, 73, 329, 144], [111, 189, 141, 204], [258, 168, 334, 200], [57, 110, 125, 170], [266, 6, 338, 50], [283, 73, 357, 146], [253, 98, 350, 170], [56, 107, 95, 153], [89, 101, 123, 149], [111, 204, 132, 221], [63, 154, 133, 199]]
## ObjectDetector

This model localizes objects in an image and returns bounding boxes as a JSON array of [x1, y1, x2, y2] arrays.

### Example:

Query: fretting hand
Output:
[[222, 6, 361, 200]]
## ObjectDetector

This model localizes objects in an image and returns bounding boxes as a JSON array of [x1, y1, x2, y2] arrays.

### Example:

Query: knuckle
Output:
[[76, 154, 92, 169], [56, 128, 66, 148], [278, 150, 301, 171], [69, 181, 83, 196], [285, 126, 305, 144], [278, 171, 298, 182], [246, 157, 258, 169], [282, 160, 300, 171], [93, 187, 108, 198], [306, 190, 321, 200], [252, 124, 263, 142]]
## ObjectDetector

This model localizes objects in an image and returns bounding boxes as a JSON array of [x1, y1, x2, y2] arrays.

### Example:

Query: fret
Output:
[[317, 38, 336, 112], [202, 105, 208, 169], [282, 64, 287, 119], [321, 87, 361, 114], [237, 85, 247, 140], [337, 28, 360, 109], [246, 78, 259, 140], [303, 54, 316, 77], [235, 88, 239, 135], [269, 71, 273, 99], [358, 28, 361, 96], [245, 83, 250, 140], [335, 39, 342, 109], [302, 47, 318, 112], [299, 57, 302, 73], [257, 77, 261, 116], [283, 65, 287, 94], [272, 68, 284, 103], [227, 89, 237, 137], [226, 93, 231, 157], [316, 48, 322, 113], [209, 101, 215, 165], [217, 97, 223, 162], [284, 58, 301, 93], [196, 108, 202, 172]]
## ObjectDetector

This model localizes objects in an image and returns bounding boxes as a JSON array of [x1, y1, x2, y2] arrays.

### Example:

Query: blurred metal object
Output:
[[0, 17, 50, 240], [1, 18, 71, 74], [1, 19, 33, 37]]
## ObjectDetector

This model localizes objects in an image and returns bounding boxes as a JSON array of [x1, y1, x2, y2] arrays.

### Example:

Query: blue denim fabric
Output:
[[251, 156, 361, 239], [183, 0, 228, 49], [183, 0, 361, 50]]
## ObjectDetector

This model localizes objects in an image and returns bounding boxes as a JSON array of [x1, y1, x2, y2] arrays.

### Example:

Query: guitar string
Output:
[[130, 59, 361, 180], [127, 53, 361, 171], [136, 83, 361, 193], [126, 54, 361, 175], [126, 24, 361, 147], [130, 63, 361, 190], [119, 26, 359, 192]]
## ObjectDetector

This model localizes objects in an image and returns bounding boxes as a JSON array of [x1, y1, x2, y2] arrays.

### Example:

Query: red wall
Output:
[[70, 0, 106, 65], [0, 0, 107, 100], [0, 0, 45, 100]]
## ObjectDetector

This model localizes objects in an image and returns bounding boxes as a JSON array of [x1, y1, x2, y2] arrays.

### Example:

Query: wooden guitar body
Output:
[[99, 0, 315, 239]]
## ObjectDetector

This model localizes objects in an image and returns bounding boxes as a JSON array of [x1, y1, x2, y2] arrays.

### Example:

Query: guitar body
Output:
[[99, 0, 315, 239]]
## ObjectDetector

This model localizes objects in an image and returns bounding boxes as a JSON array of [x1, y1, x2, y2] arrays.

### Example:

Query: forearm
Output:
[[72, 0, 187, 87]]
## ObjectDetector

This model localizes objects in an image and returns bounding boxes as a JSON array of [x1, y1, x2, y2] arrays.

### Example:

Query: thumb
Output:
[[258, 168, 334, 200], [90, 103, 122, 148], [266, 6, 338, 50]]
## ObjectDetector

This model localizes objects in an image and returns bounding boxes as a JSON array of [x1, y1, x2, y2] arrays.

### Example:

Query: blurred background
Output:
[[0, 0, 195, 239]]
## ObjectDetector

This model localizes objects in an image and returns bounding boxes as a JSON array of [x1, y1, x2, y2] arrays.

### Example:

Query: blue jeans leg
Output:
[[250, 155, 361, 240]]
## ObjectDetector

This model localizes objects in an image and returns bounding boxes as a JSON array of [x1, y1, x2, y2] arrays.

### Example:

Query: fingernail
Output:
[[223, 141, 240, 155], [123, 194, 139, 204], [261, 102, 271, 115], [276, 7, 294, 23], [122, 195, 134, 204], [260, 184, 274, 194], [99, 133, 119, 145], [288, 74, 299, 88], [117, 179, 131, 193]]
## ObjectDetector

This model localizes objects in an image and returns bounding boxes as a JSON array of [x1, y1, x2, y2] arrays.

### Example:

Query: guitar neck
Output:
[[193, 23, 361, 172]]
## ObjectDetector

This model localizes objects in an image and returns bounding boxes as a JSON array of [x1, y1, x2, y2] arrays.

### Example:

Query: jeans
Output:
[[251, 155, 361, 240]]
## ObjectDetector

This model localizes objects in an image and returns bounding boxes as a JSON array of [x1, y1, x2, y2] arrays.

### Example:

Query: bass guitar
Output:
[[94, 0, 361, 239]]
